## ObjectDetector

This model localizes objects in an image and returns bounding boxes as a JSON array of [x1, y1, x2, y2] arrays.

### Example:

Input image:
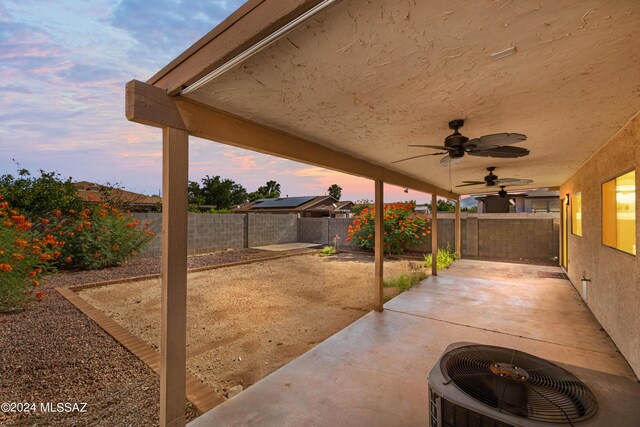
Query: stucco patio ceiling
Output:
[[163, 0, 640, 194]]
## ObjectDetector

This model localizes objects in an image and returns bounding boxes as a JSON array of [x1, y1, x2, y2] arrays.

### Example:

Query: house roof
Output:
[[307, 200, 353, 212], [252, 196, 316, 208], [234, 196, 352, 212], [147, 0, 640, 195], [74, 181, 160, 205]]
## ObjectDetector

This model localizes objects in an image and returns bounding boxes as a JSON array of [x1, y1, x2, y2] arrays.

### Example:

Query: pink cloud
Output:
[[223, 151, 257, 171], [0, 46, 62, 60], [32, 61, 73, 75]]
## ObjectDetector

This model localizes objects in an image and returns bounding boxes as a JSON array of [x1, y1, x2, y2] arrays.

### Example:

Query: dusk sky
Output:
[[0, 0, 437, 203]]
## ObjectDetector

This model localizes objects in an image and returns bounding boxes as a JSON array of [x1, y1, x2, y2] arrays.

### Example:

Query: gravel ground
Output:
[[45, 248, 271, 288], [78, 253, 415, 397], [0, 248, 281, 427]]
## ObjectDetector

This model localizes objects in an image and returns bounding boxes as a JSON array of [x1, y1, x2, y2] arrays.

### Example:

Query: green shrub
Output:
[[46, 204, 155, 270], [0, 168, 83, 219], [383, 271, 427, 292], [318, 246, 337, 257], [346, 202, 430, 255], [424, 245, 457, 270], [0, 196, 63, 312]]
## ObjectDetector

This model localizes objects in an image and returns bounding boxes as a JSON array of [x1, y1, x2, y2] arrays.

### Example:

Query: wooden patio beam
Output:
[[455, 200, 461, 258], [125, 80, 456, 199], [175, 98, 455, 198], [126, 80, 186, 130], [160, 127, 189, 427], [374, 180, 384, 312], [431, 194, 438, 277]]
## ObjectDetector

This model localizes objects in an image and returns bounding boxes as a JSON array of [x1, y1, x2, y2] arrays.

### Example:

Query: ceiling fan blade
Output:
[[456, 182, 487, 188], [439, 155, 463, 167], [408, 144, 456, 151], [467, 133, 527, 148], [495, 178, 534, 186], [460, 181, 486, 184], [391, 152, 447, 164], [467, 146, 530, 158]]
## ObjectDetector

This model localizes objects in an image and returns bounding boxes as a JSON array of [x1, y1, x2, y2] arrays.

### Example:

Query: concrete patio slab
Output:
[[252, 242, 322, 251], [189, 260, 636, 427]]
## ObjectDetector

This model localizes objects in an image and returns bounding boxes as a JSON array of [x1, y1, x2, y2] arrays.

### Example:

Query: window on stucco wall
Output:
[[602, 170, 636, 255], [571, 193, 582, 236]]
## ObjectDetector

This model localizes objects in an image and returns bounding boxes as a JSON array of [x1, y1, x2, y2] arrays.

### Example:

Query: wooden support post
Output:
[[160, 127, 189, 427], [374, 180, 384, 311], [455, 200, 461, 259], [431, 193, 438, 277]]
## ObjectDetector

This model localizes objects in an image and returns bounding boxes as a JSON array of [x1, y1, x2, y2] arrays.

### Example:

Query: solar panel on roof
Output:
[[253, 198, 272, 204], [251, 196, 316, 209]]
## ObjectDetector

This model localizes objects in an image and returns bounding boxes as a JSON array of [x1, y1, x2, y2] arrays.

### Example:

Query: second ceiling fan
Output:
[[456, 167, 533, 188], [393, 119, 530, 166]]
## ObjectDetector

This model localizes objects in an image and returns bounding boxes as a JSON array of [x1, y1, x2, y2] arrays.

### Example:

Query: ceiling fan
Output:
[[494, 185, 531, 198], [456, 167, 533, 188], [392, 119, 529, 166]]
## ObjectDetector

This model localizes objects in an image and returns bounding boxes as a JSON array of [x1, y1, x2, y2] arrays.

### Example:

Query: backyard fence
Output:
[[133, 212, 297, 257], [134, 212, 559, 260]]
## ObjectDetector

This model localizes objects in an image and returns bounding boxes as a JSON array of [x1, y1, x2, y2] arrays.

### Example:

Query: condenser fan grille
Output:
[[440, 344, 598, 424]]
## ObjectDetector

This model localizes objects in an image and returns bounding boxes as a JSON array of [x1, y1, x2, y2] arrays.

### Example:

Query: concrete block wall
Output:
[[405, 218, 456, 253], [133, 213, 247, 257], [297, 213, 559, 259], [298, 217, 355, 247], [297, 218, 326, 244], [465, 216, 479, 257], [132, 213, 163, 257], [477, 218, 556, 258], [135, 212, 559, 260], [468, 213, 558, 259], [247, 213, 297, 247], [328, 218, 355, 247], [188, 213, 246, 255], [133, 212, 295, 257]]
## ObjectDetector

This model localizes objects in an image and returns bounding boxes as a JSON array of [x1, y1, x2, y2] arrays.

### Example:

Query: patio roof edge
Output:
[[126, 79, 457, 199], [147, 0, 326, 95]]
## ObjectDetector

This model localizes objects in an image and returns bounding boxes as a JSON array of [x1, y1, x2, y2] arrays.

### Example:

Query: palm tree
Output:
[[327, 184, 342, 200]]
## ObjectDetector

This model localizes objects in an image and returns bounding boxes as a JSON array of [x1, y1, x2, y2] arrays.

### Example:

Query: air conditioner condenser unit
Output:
[[428, 342, 640, 427]]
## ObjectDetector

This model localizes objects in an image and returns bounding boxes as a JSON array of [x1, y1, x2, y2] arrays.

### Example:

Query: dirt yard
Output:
[[78, 252, 423, 397]]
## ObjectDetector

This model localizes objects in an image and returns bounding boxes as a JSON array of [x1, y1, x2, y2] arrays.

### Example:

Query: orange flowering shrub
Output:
[[45, 203, 154, 270], [0, 196, 63, 312], [346, 201, 430, 255]]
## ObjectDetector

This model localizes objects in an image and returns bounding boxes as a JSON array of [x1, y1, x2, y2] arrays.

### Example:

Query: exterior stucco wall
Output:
[[560, 113, 640, 377]]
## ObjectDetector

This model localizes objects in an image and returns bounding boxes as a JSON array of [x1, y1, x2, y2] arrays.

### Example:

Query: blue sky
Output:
[[0, 0, 432, 203]]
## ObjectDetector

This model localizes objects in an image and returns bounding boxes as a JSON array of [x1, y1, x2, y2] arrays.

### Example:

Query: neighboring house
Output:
[[475, 189, 560, 213], [233, 196, 353, 218], [74, 181, 160, 212]]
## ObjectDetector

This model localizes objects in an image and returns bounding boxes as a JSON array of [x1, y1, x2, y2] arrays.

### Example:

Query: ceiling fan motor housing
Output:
[[445, 118, 468, 154], [484, 171, 498, 184], [444, 133, 469, 149]]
